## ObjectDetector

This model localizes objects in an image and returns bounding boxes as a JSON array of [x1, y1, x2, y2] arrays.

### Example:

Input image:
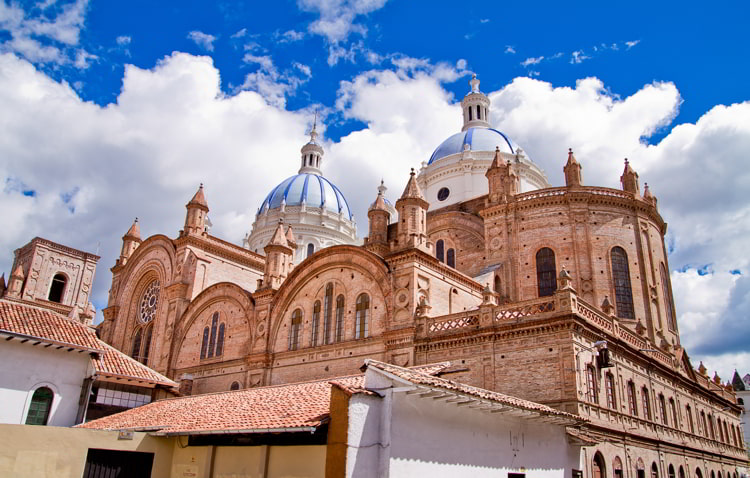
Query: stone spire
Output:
[[184, 184, 210, 235], [367, 180, 391, 248], [395, 169, 430, 252], [563, 148, 583, 187], [461, 74, 491, 132], [643, 182, 657, 207], [620, 159, 640, 196], [119, 218, 143, 265], [486, 146, 519, 205], [285, 225, 298, 249], [6, 262, 25, 299], [299, 111, 324, 175], [263, 221, 295, 289]]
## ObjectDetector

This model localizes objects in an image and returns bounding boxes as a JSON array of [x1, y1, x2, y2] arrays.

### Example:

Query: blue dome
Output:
[[260, 174, 353, 220], [428, 127, 518, 164]]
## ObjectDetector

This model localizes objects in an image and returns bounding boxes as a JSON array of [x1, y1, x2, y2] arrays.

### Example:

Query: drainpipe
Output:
[[378, 388, 393, 478]]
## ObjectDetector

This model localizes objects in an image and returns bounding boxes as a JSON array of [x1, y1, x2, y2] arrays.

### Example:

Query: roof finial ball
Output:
[[470, 73, 480, 93]]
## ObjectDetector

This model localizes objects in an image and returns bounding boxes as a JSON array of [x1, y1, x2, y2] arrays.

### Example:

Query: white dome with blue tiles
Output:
[[417, 74, 549, 208], [244, 118, 359, 260]]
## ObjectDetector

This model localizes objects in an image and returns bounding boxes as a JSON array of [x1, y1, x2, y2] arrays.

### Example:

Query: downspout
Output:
[[378, 388, 393, 478]]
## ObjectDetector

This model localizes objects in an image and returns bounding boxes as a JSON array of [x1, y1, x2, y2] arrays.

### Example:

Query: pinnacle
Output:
[[268, 221, 289, 247], [400, 168, 425, 200], [125, 217, 141, 240], [11, 262, 24, 279], [188, 183, 209, 209]]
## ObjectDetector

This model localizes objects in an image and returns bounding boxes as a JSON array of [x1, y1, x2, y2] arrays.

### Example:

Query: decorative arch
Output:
[[48, 272, 68, 303], [268, 245, 391, 352], [613, 457, 623, 478], [611, 246, 634, 319], [25, 386, 55, 425], [592, 452, 606, 478]]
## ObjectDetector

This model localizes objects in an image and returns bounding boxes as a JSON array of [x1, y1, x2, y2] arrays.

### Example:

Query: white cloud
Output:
[[116, 35, 131, 46], [298, 0, 388, 44], [626, 39, 640, 49], [293, 62, 312, 78], [73, 48, 97, 69], [187, 31, 216, 51], [504, 45, 515, 54], [570, 50, 590, 64], [521, 56, 543, 67], [231, 28, 247, 39], [279, 29, 305, 43], [238, 53, 311, 107], [480, 18, 490, 24]]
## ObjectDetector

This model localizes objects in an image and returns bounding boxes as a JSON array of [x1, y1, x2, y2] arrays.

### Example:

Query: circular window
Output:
[[139, 280, 160, 323], [437, 187, 450, 201]]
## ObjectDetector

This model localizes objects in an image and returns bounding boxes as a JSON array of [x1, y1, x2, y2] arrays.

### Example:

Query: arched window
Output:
[[660, 263, 676, 330], [651, 462, 659, 478], [230, 381, 240, 391], [707, 413, 715, 440], [696, 467, 703, 478], [323, 283, 333, 344], [216, 323, 225, 357], [659, 394, 668, 424], [446, 248, 455, 268], [25, 387, 54, 425], [536, 248, 557, 297], [335, 295, 345, 342], [208, 312, 218, 358], [668, 465, 676, 478], [669, 398, 678, 428], [606, 373, 617, 409], [710, 472, 715, 478], [717, 418, 724, 442], [679, 466, 686, 478], [686, 405, 695, 433], [468, 107, 472, 121], [611, 247, 634, 319], [311, 301, 321, 346], [131, 329, 142, 360], [289, 309, 302, 351], [436, 239, 444, 262], [723, 420, 730, 445], [636, 459, 645, 478], [476, 105, 481, 120], [700, 411, 708, 437], [355, 293, 369, 339], [613, 457, 623, 478], [200, 327, 209, 359], [494, 275, 502, 294], [586, 365, 598, 404], [627, 381, 638, 416], [307, 243, 314, 258], [141, 325, 153, 366], [641, 387, 652, 420], [593, 452, 606, 478], [48, 273, 66, 303]]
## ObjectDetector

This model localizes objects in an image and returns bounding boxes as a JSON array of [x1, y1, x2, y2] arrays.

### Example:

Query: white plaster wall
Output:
[[0, 340, 91, 426], [347, 395, 382, 478]]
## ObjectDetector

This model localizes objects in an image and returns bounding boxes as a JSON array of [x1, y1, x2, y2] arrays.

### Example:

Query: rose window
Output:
[[139, 280, 160, 323]]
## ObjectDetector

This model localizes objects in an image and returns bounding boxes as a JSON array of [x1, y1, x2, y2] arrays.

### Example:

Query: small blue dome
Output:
[[428, 127, 518, 164], [260, 174, 352, 220]]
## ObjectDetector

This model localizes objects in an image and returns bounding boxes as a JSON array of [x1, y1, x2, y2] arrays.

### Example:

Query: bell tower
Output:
[[461, 74, 491, 131]]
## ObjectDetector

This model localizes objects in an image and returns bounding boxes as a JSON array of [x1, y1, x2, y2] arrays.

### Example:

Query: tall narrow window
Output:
[[593, 453, 606, 478], [723, 420, 730, 445], [536, 248, 557, 297], [436, 240, 444, 262], [141, 325, 153, 365], [216, 323, 225, 356], [131, 329, 142, 361], [627, 381, 638, 416], [701, 411, 708, 437], [355, 293, 369, 339], [614, 457, 623, 478], [659, 394, 668, 425], [200, 327, 209, 359], [468, 107, 472, 121], [476, 105, 481, 120], [208, 312, 218, 358], [25, 387, 54, 425], [669, 465, 676, 478], [651, 463, 659, 478], [307, 243, 314, 258], [324, 283, 333, 344], [586, 365, 598, 404], [289, 309, 302, 351], [311, 301, 321, 346], [660, 263, 676, 330], [707, 414, 715, 440], [686, 405, 695, 433], [606, 373, 617, 409], [611, 247, 634, 319], [669, 398, 678, 429], [446, 248, 455, 268], [48, 274, 66, 303], [335, 295, 345, 342], [494, 275, 502, 294], [641, 387, 651, 420]]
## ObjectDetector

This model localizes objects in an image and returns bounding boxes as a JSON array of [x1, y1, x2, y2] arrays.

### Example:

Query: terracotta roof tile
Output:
[[80, 375, 365, 434], [93, 341, 177, 387], [365, 359, 585, 422]]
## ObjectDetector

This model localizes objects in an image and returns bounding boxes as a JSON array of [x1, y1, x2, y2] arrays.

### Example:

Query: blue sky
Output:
[[1, 0, 749, 379]]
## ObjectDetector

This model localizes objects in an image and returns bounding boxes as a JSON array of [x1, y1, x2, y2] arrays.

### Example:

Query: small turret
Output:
[[395, 169, 430, 252], [119, 218, 142, 265], [563, 148, 583, 187], [620, 159, 640, 195], [263, 221, 295, 289], [184, 184, 209, 235], [367, 180, 390, 246], [299, 113, 324, 175], [643, 182, 657, 208], [6, 262, 25, 299], [461, 74, 491, 131], [486, 146, 519, 204]]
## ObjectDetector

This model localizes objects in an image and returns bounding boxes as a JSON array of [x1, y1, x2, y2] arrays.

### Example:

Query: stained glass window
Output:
[[131, 329, 142, 360], [289, 309, 302, 351], [355, 293, 369, 339], [611, 247, 634, 319], [436, 240, 444, 262], [200, 327, 209, 359], [335, 295, 345, 342], [139, 280, 160, 323], [536, 248, 557, 297], [324, 283, 333, 344], [447, 248, 455, 268], [311, 301, 321, 346]]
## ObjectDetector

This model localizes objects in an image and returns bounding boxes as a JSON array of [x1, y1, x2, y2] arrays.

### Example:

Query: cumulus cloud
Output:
[[278, 29, 305, 43], [570, 50, 590, 64], [187, 31, 216, 51], [297, 0, 388, 44], [237, 52, 311, 107], [116, 35, 131, 46]]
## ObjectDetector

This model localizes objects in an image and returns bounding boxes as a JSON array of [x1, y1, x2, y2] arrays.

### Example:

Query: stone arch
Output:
[[268, 245, 391, 352], [173, 282, 255, 370]]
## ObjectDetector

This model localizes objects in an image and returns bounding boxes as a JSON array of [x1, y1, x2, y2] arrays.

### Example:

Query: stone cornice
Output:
[[175, 233, 265, 272], [16, 236, 100, 262], [385, 248, 484, 293]]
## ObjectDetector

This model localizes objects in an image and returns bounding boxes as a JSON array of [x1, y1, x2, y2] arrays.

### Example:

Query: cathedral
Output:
[[93, 75, 746, 474]]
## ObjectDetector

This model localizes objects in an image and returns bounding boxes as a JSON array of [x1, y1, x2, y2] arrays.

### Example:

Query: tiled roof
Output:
[[0, 299, 102, 351], [93, 341, 177, 387], [0, 299, 177, 388], [80, 375, 365, 435], [365, 359, 585, 422]]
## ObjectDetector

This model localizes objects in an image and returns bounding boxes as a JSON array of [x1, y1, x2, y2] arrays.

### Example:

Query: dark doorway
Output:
[[82, 448, 154, 478]]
